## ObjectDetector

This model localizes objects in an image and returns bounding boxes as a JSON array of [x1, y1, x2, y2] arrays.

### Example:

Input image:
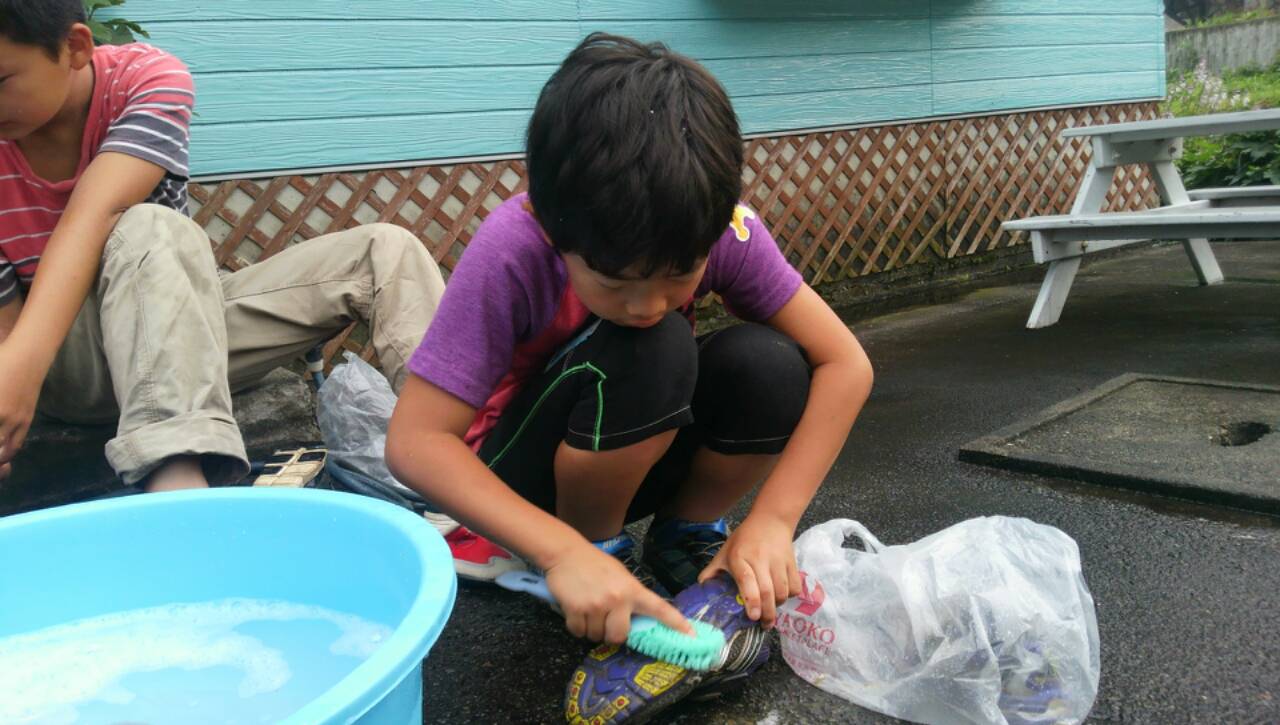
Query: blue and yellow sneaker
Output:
[[999, 642, 1071, 725], [564, 574, 769, 724], [642, 517, 729, 596]]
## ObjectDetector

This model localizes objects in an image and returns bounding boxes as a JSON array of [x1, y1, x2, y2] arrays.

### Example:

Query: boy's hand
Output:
[[698, 513, 801, 630], [0, 344, 43, 478], [544, 542, 693, 645]]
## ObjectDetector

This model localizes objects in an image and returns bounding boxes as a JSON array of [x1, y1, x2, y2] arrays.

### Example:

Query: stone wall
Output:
[[1167, 16, 1280, 73]]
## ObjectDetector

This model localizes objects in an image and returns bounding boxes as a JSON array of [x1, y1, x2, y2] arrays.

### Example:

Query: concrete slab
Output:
[[961, 374, 1280, 514]]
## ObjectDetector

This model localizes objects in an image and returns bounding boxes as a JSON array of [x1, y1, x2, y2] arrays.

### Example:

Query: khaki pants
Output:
[[35, 204, 445, 486]]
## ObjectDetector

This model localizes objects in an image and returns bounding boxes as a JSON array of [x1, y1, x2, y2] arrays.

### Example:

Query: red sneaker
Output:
[[423, 512, 526, 581]]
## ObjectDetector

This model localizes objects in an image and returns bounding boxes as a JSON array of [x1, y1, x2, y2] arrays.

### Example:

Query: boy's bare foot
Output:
[[144, 456, 209, 493]]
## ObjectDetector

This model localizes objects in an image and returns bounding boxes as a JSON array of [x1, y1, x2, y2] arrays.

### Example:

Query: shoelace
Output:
[[681, 529, 726, 568], [614, 544, 664, 592]]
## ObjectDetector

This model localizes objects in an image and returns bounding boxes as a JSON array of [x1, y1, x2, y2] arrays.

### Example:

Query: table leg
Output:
[[1025, 164, 1115, 328], [1027, 254, 1083, 329], [1182, 238, 1225, 285], [1151, 160, 1225, 285]]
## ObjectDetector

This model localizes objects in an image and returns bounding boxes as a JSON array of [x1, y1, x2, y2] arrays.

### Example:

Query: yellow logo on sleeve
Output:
[[730, 205, 756, 241]]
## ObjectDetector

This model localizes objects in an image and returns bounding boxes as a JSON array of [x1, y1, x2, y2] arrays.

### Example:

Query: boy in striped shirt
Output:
[[0, 2, 451, 496]]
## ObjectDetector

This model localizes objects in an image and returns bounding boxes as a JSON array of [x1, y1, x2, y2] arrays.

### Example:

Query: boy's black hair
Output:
[[0, 0, 87, 58], [526, 32, 744, 278]]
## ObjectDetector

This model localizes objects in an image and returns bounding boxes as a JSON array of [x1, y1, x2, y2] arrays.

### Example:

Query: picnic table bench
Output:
[[1004, 109, 1280, 328]]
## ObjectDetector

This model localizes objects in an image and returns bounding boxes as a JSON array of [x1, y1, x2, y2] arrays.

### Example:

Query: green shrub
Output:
[[1165, 60, 1280, 188], [1223, 63, 1280, 110], [1180, 133, 1280, 188], [1165, 60, 1252, 117], [1189, 9, 1277, 28], [83, 0, 148, 45]]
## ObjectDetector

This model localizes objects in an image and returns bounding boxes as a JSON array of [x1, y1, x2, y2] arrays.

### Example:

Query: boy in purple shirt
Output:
[[388, 33, 873, 716]]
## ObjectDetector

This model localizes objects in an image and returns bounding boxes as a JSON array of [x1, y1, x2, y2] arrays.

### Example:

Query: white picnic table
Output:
[[1003, 108, 1280, 328]]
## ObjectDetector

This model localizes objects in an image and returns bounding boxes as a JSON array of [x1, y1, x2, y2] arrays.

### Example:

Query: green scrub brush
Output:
[[495, 570, 726, 671]]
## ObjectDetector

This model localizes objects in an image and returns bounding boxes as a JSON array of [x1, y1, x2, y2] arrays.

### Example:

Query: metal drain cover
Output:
[[960, 374, 1280, 514]]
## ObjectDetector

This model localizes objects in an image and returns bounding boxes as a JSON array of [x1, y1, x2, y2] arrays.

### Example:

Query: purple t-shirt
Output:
[[408, 193, 803, 410]]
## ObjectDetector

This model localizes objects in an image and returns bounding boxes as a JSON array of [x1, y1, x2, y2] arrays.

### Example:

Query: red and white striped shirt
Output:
[[0, 43, 194, 305]]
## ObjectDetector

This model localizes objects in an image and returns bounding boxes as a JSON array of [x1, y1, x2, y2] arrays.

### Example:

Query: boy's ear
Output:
[[65, 23, 95, 70]]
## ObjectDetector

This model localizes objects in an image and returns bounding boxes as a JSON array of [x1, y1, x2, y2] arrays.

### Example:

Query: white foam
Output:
[[0, 598, 392, 724]]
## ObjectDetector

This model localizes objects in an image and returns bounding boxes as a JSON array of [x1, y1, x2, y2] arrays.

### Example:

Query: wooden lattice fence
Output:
[[190, 101, 1161, 364]]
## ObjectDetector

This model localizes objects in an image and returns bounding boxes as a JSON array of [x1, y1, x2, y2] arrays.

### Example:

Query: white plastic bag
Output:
[[779, 517, 1100, 725], [316, 352, 416, 498]]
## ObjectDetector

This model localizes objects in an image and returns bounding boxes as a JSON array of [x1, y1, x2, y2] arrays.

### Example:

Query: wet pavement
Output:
[[422, 241, 1280, 724]]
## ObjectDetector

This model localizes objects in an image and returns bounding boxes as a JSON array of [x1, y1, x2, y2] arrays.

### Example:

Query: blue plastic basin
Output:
[[0, 488, 456, 724]]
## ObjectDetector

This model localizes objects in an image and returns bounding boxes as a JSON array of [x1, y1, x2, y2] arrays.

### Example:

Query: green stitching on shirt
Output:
[[486, 362, 608, 468], [591, 363, 604, 449]]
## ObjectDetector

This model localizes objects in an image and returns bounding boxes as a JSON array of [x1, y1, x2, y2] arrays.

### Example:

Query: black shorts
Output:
[[477, 312, 812, 523]]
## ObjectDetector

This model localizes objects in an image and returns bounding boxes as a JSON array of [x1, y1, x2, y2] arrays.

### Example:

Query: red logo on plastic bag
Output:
[[780, 571, 835, 655], [795, 572, 825, 616]]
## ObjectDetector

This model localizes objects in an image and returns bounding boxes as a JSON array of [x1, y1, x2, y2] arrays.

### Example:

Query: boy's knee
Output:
[[698, 324, 811, 427], [108, 204, 209, 260], [365, 223, 426, 258], [562, 313, 697, 453], [362, 223, 440, 280], [113, 203, 191, 231], [604, 312, 698, 395], [705, 324, 808, 381], [366, 222, 414, 244]]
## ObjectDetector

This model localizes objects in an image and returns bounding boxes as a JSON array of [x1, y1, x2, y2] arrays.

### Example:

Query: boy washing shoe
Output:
[[388, 34, 873, 648]]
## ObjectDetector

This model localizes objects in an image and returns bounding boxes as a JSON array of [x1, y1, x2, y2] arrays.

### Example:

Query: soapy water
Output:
[[0, 598, 393, 724]]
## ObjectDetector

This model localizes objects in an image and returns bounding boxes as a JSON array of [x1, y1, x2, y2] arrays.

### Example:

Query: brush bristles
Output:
[[626, 619, 726, 671]]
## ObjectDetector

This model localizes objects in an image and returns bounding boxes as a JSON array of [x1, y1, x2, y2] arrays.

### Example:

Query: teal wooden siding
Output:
[[106, 0, 1165, 177]]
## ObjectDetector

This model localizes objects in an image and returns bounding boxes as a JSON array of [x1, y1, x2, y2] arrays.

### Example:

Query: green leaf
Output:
[[85, 18, 113, 44], [108, 24, 136, 45], [83, 0, 145, 43]]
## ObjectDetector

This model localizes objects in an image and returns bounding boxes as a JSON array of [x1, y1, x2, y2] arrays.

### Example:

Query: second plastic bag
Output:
[[316, 352, 418, 500], [779, 516, 1100, 725]]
